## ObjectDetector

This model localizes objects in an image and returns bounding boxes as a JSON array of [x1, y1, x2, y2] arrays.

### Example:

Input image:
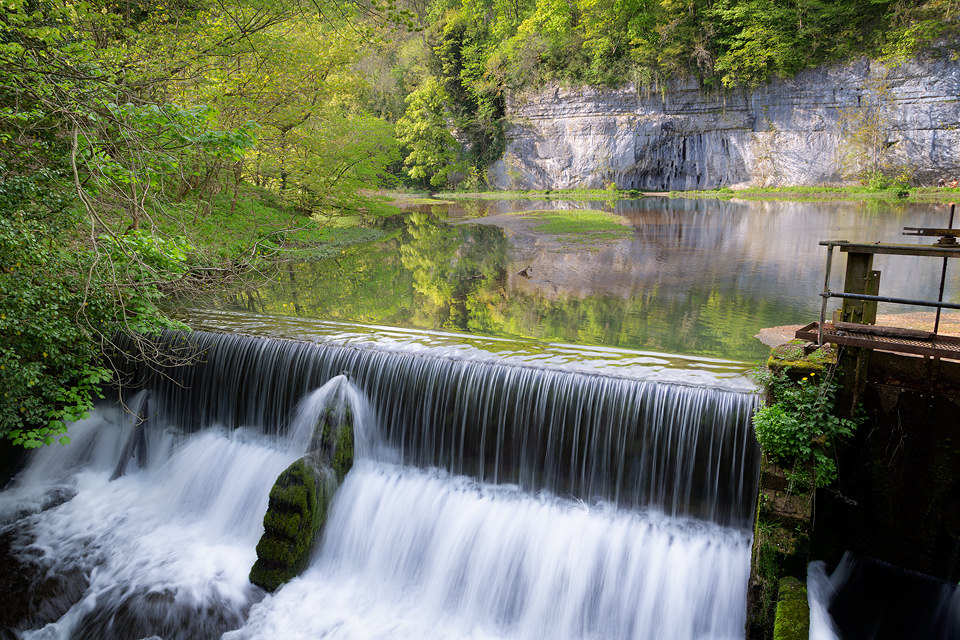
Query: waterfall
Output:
[[228, 463, 752, 640], [809, 554, 960, 640], [112, 329, 760, 528], [1, 327, 761, 639]]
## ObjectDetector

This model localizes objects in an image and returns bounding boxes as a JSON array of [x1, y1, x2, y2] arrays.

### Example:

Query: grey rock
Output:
[[488, 51, 960, 190]]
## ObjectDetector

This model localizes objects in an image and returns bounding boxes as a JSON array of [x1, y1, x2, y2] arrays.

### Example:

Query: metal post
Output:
[[819, 244, 837, 345], [934, 203, 956, 335], [842, 252, 875, 324]]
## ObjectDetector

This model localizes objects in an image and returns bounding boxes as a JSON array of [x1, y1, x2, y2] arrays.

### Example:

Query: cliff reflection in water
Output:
[[217, 198, 952, 361]]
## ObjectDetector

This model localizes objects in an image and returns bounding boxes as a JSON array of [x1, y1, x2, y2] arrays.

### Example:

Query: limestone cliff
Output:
[[488, 50, 960, 190]]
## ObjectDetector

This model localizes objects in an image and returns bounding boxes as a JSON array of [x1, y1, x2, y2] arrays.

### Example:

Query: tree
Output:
[[0, 0, 261, 446], [837, 68, 906, 185], [282, 108, 400, 213], [395, 76, 463, 187]]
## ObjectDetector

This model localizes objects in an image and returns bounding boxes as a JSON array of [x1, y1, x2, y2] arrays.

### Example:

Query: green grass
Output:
[[392, 198, 458, 206], [437, 188, 637, 201], [517, 209, 633, 243], [146, 184, 398, 263], [430, 185, 960, 203], [670, 185, 960, 203]]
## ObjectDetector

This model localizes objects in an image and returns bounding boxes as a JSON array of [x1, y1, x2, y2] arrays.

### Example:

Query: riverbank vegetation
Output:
[[3, 0, 957, 447], [669, 185, 960, 202], [0, 0, 403, 445], [372, 0, 958, 188], [751, 344, 861, 490]]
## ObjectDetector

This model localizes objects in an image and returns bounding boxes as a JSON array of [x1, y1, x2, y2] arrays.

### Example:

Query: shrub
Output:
[[751, 365, 862, 488]]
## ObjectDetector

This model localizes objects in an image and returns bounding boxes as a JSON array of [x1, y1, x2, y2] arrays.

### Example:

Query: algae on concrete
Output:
[[773, 577, 810, 640]]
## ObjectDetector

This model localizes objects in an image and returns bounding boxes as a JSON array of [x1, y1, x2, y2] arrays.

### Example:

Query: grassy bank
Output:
[[131, 185, 403, 265], [430, 189, 631, 201], [409, 186, 960, 204], [517, 209, 633, 244], [669, 186, 960, 203]]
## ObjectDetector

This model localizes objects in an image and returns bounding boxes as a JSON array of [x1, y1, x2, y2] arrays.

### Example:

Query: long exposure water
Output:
[[3, 197, 953, 638], [2, 326, 757, 639]]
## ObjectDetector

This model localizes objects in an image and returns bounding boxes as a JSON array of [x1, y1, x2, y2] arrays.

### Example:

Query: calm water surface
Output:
[[205, 197, 956, 363]]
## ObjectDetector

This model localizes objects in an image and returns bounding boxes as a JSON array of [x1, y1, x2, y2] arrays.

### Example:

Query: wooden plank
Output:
[[834, 243, 960, 258], [833, 322, 933, 340]]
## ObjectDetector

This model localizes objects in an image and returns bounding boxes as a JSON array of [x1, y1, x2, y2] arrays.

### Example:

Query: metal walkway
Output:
[[796, 322, 960, 360]]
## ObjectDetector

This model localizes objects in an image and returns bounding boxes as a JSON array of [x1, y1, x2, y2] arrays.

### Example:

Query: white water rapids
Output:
[[230, 463, 750, 640], [1, 374, 753, 639]]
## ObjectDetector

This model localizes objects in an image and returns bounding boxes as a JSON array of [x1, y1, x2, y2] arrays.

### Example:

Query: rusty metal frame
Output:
[[797, 322, 960, 359], [814, 204, 958, 346]]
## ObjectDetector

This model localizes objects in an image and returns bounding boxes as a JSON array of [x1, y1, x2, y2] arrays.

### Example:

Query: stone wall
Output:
[[488, 48, 960, 190], [813, 350, 960, 582]]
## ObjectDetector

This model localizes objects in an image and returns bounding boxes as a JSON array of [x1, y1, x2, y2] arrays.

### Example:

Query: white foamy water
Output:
[[3, 367, 755, 639], [227, 463, 752, 640], [11, 421, 296, 640], [3, 380, 362, 640], [808, 561, 841, 640]]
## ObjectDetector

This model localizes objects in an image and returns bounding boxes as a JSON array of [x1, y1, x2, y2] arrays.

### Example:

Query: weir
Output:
[[1, 327, 762, 639], [113, 329, 761, 527]]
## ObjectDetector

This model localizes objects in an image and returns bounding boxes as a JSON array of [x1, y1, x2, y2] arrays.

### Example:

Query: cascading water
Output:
[[1, 327, 761, 639], [113, 330, 759, 528], [228, 463, 752, 640], [808, 554, 960, 640]]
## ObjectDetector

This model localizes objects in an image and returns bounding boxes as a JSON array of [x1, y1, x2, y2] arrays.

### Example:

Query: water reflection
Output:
[[213, 198, 956, 362]]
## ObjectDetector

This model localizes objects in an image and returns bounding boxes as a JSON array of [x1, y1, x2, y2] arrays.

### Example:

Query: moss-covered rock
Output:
[[250, 399, 358, 592], [310, 406, 354, 484], [766, 341, 837, 380], [773, 577, 809, 640], [249, 458, 333, 592], [332, 417, 354, 483]]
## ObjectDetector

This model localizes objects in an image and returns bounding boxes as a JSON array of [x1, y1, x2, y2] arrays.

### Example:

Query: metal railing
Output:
[[816, 203, 958, 345]]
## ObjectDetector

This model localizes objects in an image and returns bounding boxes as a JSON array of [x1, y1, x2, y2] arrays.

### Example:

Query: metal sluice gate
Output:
[[799, 203, 960, 360]]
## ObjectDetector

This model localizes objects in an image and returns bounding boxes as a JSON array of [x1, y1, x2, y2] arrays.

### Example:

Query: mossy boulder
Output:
[[773, 577, 810, 640], [309, 407, 354, 484], [250, 402, 357, 592], [249, 458, 333, 592]]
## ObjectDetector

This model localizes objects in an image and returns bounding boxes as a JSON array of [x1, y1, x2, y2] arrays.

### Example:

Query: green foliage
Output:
[[281, 110, 400, 214], [878, 0, 960, 62], [395, 77, 464, 187], [0, 0, 384, 448], [836, 69, 913, 187], [751, 365, 861, 488], [0, 213, 180, 447], [178, 15, 401, 215], [320, 0, 960, 193]]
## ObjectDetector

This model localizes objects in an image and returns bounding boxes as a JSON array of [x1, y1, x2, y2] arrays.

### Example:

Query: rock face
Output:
[[488, 50, 960, 190]]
